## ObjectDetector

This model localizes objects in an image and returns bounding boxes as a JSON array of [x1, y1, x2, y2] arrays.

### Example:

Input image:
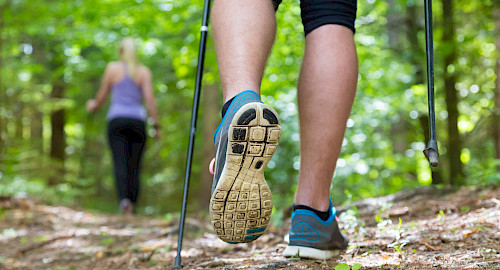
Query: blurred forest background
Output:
[[0, 0, 499, 217]]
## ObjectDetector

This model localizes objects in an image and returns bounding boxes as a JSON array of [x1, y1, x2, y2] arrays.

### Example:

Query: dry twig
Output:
[[16, 234, 75, 256]]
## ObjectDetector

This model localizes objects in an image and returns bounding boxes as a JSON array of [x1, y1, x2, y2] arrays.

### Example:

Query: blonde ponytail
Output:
[[119, 37, 138, 79]]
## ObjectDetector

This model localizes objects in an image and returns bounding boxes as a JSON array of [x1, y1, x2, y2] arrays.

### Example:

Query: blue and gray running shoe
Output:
[[283, 199, 349, 259], [210, 90, 281, 244]]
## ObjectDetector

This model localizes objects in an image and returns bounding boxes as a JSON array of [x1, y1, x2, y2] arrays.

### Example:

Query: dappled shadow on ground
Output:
[[0, 185, 498, 269]]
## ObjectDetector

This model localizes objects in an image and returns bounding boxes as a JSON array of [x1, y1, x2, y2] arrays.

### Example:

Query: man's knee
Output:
[[300, 0, 357, 35]]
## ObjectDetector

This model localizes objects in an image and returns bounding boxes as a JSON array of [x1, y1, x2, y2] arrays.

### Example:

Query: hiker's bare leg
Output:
[[295, 25, 358, 211], [211, 0, 276, 101]]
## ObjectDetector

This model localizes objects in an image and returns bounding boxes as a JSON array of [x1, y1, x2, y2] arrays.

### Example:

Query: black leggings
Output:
[[108, 118, 146, 204]]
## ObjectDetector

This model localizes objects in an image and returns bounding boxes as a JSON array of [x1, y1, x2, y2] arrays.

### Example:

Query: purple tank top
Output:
[[107, 63, 147, 121]]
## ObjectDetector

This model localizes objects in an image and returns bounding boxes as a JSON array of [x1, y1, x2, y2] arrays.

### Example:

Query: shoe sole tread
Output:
[[282, 245, 341, 260], [210, 102, 281, 243]]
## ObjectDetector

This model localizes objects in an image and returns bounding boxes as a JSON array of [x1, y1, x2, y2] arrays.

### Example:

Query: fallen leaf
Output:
[[463, 227, 478, 238], [139, 244, 163, 252], [421, 241, 441, 251]]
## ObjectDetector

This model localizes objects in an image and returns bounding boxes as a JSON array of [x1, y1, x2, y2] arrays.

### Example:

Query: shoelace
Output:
[[209, 158, 215, 175]]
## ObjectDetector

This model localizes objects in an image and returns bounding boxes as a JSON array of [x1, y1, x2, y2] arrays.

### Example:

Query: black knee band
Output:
[[301, 0, 357, 35]]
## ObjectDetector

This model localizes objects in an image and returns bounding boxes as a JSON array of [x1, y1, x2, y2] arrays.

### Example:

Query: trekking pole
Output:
[[423, 0, 439, 167], [174, 0, 212, 268]]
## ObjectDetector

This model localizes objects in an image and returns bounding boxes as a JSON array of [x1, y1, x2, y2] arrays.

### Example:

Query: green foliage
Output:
[[334, 263, 351, 270], [20, 237, 27, 244], [374, 203, 393, 223], [437, 209, 445, 222], [52, 267, 76, 270], [289, 255, 300, 262], [353, 264, 362, 270], [33, 235, 49, 243], [0, 0, 499, 216], [388, 217, 410, 254], [100, 237, 115, 246], [334, 263, 362, 270]]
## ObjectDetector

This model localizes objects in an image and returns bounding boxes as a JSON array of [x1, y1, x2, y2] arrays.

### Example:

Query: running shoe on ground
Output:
[[283, 198, 349, 259]]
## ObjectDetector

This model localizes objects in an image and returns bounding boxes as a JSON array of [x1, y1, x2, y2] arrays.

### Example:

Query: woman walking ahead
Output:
[[86, 37, 160, 214]]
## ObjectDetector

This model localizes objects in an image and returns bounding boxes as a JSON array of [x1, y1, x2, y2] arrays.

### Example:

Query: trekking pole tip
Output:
[[423, 140, 439, 167], [174, 255, 182, 269], [427, 150, 439, 167]]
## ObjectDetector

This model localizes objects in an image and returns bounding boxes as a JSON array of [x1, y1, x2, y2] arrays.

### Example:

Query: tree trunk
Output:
[[49, 81, 65, 185], [492, 5, 500, 170], [15, 99, 24, 139], [31, 38, 48, 154], [387, 4, 407, 155], [199, 83, 219, 210], [406, 4, 425, 84], [47, 39, 66, 185], [443, 0, 464, 185], [386, 0, 402, 50], [30, 108, 43, 153], [50, 83, 65, 159]]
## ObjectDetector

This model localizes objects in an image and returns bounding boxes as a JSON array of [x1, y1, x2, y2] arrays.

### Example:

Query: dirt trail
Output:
[[0, 185, 498, 270]]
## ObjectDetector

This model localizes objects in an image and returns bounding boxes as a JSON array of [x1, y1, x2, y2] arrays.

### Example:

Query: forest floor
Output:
[[0, 185, 498, 270]]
